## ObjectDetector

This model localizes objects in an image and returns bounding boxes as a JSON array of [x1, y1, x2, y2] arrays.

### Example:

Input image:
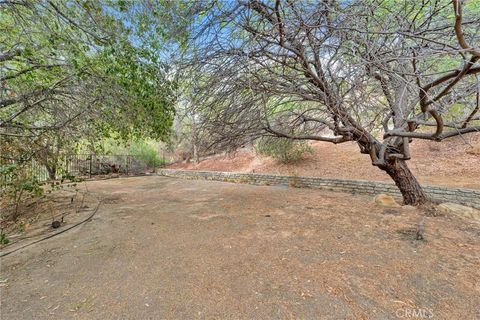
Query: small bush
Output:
[[0, 164, 44, 221], [0, 232, 10, 245], [102, 138, 165, 168], [255, 137, 314, 164], [129, 141, 164, 167]]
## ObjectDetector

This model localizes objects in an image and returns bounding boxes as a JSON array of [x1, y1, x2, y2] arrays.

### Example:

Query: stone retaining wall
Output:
[[157, 169, 480, 208]]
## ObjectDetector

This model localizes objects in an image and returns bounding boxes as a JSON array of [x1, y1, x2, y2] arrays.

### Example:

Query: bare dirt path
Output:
[[1, 176, 479, 319]]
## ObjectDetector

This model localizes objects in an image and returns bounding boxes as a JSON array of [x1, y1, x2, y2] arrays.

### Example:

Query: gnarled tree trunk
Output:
[[382, 159, 428, 205]]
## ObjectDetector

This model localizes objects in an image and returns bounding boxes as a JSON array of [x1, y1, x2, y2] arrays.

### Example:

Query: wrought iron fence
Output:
[[1, 154, 167, 188]]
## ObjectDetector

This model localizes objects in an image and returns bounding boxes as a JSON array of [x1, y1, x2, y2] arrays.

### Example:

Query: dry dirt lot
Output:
[[1, 176, 479, 319]]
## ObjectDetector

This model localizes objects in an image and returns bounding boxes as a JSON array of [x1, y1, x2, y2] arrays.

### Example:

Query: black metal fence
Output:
[[1, 154, 167, 187], [64, 154, 159, 177]]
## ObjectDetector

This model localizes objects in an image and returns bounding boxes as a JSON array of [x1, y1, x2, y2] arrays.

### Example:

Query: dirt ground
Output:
[[1, 176, 479, 319], [170, 134, 480, 189]]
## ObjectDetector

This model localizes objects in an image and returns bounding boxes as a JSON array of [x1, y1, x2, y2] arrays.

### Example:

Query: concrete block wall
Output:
[[157, 169, 480, 208]]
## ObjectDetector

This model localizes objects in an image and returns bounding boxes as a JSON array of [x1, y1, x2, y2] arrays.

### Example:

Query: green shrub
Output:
[[129, 140, 164, 167], [0, 232, 9, 245], [255, 137, 314, 164], [101, 138, 165, 168], [0, 164, 44, 221]]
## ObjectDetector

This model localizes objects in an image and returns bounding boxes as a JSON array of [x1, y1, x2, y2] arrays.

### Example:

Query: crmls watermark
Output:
[[395, 308, 434, 318]]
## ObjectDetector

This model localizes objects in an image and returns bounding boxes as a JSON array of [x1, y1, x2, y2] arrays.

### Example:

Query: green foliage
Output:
[[0, 232, 9, 245], [100, 138, 165, 168], [129, 141, 165, 167], [93, 40, 176, 141], [1, 0, 176, 161], [1, 164, 44, 221], [1, 1, 176, 213], [255, 137, 314, 164]]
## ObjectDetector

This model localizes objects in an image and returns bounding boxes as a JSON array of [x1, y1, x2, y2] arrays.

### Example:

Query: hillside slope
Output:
[[169, 135, 480, 189]]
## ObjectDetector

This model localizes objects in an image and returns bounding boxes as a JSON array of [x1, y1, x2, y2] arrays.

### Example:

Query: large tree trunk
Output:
[[382, 159, 428, 205]]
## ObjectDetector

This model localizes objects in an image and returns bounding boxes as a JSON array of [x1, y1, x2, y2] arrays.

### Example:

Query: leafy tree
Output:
[[1, 1, 176, 220], [1, 0, 175, 163]]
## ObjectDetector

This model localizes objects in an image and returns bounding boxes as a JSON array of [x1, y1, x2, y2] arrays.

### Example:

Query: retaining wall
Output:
[[157, 169, 480, 208]]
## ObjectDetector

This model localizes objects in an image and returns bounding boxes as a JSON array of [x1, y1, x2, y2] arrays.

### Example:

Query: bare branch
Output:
[[453, 0, 480, 57]]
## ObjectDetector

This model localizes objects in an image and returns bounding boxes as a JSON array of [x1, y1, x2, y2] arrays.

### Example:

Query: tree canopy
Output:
[[1, 0, 479, 206], [165, 0, 480, 204], [1, 0, 175, 161]]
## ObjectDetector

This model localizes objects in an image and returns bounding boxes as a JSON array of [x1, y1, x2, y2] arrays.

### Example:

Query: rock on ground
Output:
[[374, 194, 401, 207], [438, 202, 479, 223]]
